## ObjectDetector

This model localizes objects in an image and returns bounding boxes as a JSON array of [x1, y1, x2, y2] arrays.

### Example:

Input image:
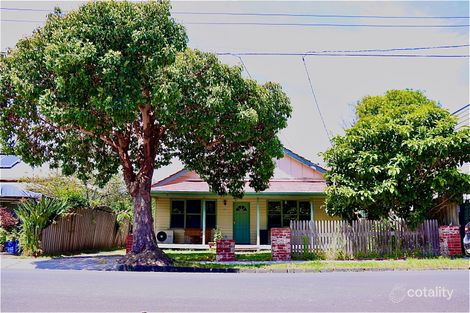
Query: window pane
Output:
[[171, 200, 184, 214], [268, 201, 282, 228], [206, 215, 216, 229], [268, 214, 282, 228], [268, 201, 281, 214], [186, 214, 201, 228], [283, 215, 293, 227], [283, 200, 298, 222], [170, 214, 184, 228], [187, 200, 201, 214], [299, 201, 310, 220], [206, 201, 216, 214]]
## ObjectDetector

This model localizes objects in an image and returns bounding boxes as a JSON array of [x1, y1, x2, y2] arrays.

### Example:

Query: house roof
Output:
[[151, 179, 326, 196], [282, 148, 327, 174], [0, 183, 42, 199], [152, 148, 327, 196], [0, 155, 20, 169]]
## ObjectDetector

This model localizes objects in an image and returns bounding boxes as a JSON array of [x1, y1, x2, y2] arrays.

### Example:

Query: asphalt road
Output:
[[1, 269, 469, 312]]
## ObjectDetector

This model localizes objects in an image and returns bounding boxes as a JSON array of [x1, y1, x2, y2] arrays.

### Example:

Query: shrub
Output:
[[0, 207, 18, 230], [0, 227, 8, 245], [15, 198, 69, 256]]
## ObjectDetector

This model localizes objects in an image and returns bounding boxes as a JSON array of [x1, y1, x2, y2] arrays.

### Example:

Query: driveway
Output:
[[1, 253, 122, 271]]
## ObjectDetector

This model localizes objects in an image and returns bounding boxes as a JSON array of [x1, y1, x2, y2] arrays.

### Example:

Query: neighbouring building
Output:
[[453, 104, 470, 234], [0, 154, 47, 207]]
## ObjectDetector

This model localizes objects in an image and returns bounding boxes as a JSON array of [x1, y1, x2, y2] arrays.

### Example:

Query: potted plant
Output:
[[209, 228, 224, 249], [5, 229, 19, 255]]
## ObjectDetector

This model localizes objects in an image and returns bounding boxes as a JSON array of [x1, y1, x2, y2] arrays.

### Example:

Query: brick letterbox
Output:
[[216, 240, 236, 261], [271, 228, 291, 261], [439, 226, 462, 256]]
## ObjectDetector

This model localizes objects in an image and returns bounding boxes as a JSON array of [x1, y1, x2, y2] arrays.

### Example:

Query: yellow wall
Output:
[[153, 195, 336, 244], [312, 198, 340, 221]]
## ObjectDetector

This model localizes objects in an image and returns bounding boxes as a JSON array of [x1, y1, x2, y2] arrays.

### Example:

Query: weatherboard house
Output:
[[151, 148, 337, 246]]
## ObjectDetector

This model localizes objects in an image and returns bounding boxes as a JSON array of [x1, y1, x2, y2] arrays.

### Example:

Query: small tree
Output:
[[24, 173, 132, 211], [15, 198, 69, 256], [0, 1, 291, 264], [0, 207, 18, 230], [323, 89, 470, 226], [24, 173, 89, 208]]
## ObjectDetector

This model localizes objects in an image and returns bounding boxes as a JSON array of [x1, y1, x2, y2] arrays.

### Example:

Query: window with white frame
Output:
[[170, 199, 216, 228]]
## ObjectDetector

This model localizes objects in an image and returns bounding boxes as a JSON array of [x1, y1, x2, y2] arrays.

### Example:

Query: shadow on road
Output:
[[33, 255, 121, 271]]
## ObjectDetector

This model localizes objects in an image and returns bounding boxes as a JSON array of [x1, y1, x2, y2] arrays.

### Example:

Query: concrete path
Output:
[[0, 254, 121, 271]]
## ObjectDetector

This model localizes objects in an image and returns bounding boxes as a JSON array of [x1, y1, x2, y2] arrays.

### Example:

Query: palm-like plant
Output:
[[15, 198, 69, 256]]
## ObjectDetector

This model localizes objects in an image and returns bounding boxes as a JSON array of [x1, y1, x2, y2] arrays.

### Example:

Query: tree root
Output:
[[118, 249, 173, 267]]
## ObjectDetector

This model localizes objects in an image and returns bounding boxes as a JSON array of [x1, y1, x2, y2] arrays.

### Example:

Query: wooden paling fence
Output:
[[290, 219, 440, 257], [41, 207, 130, 254]]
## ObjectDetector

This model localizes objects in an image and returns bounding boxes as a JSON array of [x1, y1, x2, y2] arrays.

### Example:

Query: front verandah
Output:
[[157, 243, 271, 251], [153, 195, 326, 246]]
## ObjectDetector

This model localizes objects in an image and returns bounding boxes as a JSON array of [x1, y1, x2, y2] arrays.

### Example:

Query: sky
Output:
[[1, 0, 469, 182]]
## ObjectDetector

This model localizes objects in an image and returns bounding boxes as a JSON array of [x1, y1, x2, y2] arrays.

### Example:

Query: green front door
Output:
[[233, 202, 250, 244]]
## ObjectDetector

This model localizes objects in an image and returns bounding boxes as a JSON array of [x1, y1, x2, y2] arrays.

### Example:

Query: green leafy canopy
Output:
[[0, 0, 292, 198], [322, 89, 470, 226]]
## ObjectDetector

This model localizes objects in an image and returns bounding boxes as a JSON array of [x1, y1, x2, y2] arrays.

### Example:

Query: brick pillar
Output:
[[271, 227, 291, 261], [126, 234, 133, 254], [439, 226, 462, 256], [216, 240, 235, 261]]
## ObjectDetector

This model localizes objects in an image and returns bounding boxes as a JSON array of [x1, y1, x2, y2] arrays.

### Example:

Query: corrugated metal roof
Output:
[[152, 148, 327, 188], [0, 183, 42, 198], [283, 148, 327, 173], [453, 104, 469, 130], [151, 179, 326, 194], [0, 155, 20, 169]]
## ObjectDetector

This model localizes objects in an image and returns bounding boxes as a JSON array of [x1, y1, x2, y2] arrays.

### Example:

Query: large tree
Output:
[[0, 1, 291, 264], [323, 89, 469, 226]]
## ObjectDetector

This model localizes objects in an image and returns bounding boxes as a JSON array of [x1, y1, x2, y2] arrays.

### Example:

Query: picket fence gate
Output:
[[41, 207, 129, 254], [290, 219, 440, 257]]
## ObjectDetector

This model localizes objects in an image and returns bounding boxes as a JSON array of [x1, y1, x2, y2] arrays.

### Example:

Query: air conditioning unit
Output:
[[156, 230, 174, 244]]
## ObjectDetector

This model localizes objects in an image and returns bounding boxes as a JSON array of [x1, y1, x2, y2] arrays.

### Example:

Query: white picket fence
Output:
[[290, 219, 440, 257]]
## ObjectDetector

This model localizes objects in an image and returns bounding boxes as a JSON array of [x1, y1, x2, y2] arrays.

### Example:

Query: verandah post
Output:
[[202, 199, 206, 246], [256, 197, 260, 247], [310, 201, 314, 222]]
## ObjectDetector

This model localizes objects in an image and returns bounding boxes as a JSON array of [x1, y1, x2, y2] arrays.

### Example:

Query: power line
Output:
[[2, 18, 469, 28], [2, 7, 469, 19], [216, 52, 469, 58], [184, 22, 470, 28], [305, 44, 470, 54], [1, 7, 52, 12], [172, 11, 470, 20], [226, 54, 252, 79], [1, 19, 44, 23], [216, 44, 470, 58], [301, 56, 331, 142]]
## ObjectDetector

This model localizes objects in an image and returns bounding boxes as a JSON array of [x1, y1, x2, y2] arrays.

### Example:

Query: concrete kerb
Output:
[[2, 253, 468, 273]]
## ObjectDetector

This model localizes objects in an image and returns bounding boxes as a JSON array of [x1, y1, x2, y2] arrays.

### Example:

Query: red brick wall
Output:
[[216, 240, 235, 261], [271, 228, 291, 261], [439, 226, 462, 256]]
